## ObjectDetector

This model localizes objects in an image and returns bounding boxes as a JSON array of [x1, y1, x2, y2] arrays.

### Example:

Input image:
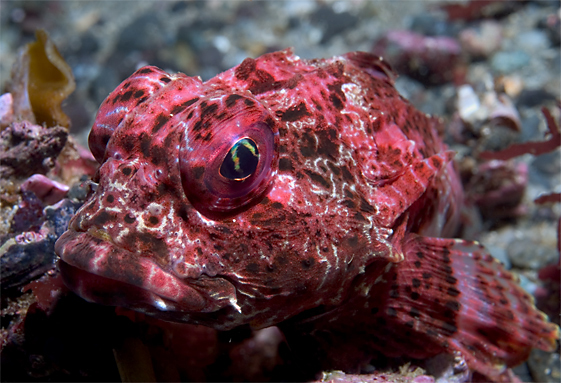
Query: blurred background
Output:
[[1, 0, 559, 145]]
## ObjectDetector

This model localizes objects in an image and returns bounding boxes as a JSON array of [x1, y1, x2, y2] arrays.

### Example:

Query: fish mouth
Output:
[[55, 229, 238, 320]]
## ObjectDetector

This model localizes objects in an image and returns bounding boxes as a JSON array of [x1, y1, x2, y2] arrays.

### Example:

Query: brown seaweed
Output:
[[9, 29, 75, 128]]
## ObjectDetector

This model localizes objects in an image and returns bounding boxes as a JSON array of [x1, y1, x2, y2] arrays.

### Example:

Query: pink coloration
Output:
[[371, 30, 464, 85], [465, 160, 528, 219], [54, 49, 558, 381], [21, 174, 69, 205]]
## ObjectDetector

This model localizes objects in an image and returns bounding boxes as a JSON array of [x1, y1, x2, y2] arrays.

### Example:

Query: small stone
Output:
[[490, 51, 531, 73], [116, 13, 163, 52], [507, 225, 558, 270], [21, 174, 69, 205], [515, 88, 557, 108], [309, 5, 358, 44], [409, 14, 457, 37], [532, 149, 561, 176], [527, 349, 561, 383], [459, 20, 503, 59], [0, 93, 14, 128], [515, 30, 550, 53]]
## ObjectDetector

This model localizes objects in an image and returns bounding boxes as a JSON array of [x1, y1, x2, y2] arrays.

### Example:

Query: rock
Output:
[[0, 121, 68, 179], [372, 30, 463, 85], [490, 51, 531, 73], [527, 349, 561, 383], [507, 224, 559, 270], [459, 20, 503, 59], [532, 149, 561, 176], [309, 5, 358, 44], [21, 174, 69, 205]]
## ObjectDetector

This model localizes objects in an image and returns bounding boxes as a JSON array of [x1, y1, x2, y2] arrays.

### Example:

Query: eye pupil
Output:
[[220, 138, 260, 181]]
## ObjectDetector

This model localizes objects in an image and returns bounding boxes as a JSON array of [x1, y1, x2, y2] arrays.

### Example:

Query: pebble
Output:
[[527, 349, 561, 383], [507, 225, 558, 270], [309, 5, 358, 44], [408, 13, 456, 37], [116, 13, 163, 52], [459, 20, 503, 58], [490, 51, 531, 73], [532, 149, 561, 177], [515, 30, 550, 53]]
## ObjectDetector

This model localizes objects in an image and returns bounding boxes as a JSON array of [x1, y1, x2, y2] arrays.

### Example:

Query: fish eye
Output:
[[220, 138, 260, 181], [179, 96, 278, 219]]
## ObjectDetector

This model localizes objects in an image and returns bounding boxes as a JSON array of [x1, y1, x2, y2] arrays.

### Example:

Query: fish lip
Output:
[[55, 229, 236, 315]]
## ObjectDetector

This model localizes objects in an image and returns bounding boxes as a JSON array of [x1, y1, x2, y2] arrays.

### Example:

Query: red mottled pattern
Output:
[[54, 49, 558, 381]]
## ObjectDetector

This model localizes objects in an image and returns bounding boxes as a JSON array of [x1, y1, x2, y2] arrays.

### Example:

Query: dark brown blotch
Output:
[[359, 197, 374, 213], [140, 134, 151, 158], [447, 287, 460, 297], [137, 67, 154, 75], [316, 128, 339, 159], [304, 170, 331, 189], [301, 257, 314, 269], [178, 206, 189, 222], [93, 211, 113, 226], [124, 213, 136, 224], [248, 69, 279, 94], [445, 300, 461, 312], [246, 262, 259, 273], [327, 82, 346, 110], [136, 96, 149, 106], [171, 97, 200, 115], [200, 102, 219, 120], [193, 166, 205, 180], [341, 166, 353, 182], [225, 94, 243, 108], [278, 158, 293, 172], [441, 322, 457, 336], [160, 77, 171, 83], [280, 102, 310, 122], [120, 90, 134, 103], [235, 58, 257, 81], [153, 113, 170, 134], [445, 275, 457, 284], [150, 146, 166, 166]]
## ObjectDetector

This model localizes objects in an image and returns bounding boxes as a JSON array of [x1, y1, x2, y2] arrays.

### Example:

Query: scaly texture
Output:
[[54, 49, 558, 381]]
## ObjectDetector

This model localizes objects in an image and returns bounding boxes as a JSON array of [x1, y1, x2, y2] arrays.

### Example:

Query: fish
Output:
[[54, 49, 558, 381]]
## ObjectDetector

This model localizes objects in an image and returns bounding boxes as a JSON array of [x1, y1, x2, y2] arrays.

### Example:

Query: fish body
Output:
[[55, 49, 558, 380]]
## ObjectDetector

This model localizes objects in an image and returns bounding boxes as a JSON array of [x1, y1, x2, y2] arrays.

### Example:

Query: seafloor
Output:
[[0, 1, 560, 382]]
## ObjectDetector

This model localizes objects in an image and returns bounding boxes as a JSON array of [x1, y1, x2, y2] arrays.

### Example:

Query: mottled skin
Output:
[[55, 49, 558, 381]]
